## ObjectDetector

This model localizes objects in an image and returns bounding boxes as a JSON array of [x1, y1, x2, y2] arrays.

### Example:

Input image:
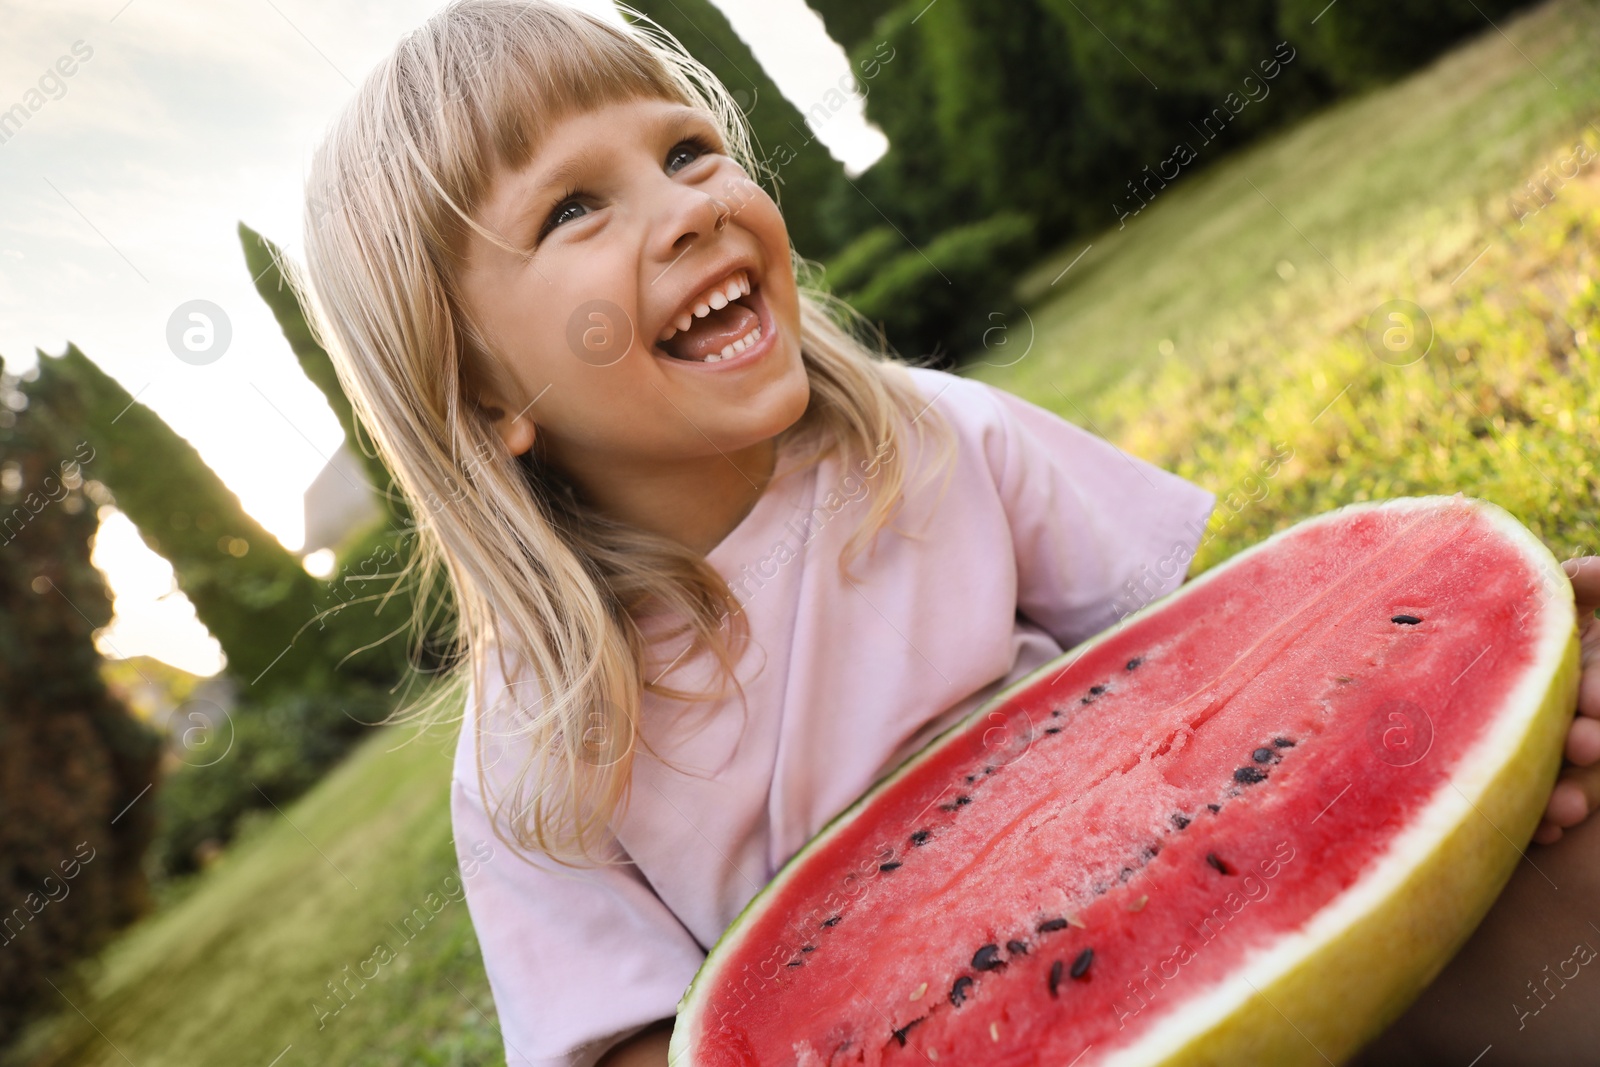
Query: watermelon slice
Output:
[[670, 495, 1581, 1066]]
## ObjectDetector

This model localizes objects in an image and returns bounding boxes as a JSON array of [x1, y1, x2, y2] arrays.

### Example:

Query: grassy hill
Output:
[[10, 1, 1600, 1063], [969, 0, 1600, 574], [4, 718, 503, 1067]]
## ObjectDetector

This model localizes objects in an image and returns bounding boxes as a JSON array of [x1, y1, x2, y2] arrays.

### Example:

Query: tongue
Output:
[[660, 299, 759, 361]]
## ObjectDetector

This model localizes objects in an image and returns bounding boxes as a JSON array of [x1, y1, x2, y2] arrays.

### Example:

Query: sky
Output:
[[0, 0, 886, 676]]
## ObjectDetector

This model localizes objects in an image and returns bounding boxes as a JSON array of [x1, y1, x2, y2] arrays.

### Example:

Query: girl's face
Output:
[[457, 94, 809, 501]]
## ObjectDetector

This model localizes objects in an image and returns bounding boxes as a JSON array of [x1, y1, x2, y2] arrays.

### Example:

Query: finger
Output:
[[1562, 556, 1600, 616], [1581, 628, 1600, 720], [1567, 715, 1600, 765], [1533, 817, 1564, 846], [1543, 763, 1600, 827]]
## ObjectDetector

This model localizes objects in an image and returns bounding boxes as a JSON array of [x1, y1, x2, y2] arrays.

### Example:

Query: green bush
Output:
[[816, 0, 1542, 365], [151, 684, 394, 877], [841, 211, 1039, 364], [1278, 0, 1536, 89], [819, 226, 903, 295], [806, 0, 900, 55], [0, 360, 163, 1049]]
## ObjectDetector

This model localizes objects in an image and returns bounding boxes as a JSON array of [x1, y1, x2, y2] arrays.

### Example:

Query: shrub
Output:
[[1277, 0, 1538, 89], [839, 211, 1039, 364], [0, 361, 163, 1048], [818, 226, 903, 296], [150, 684, 394, 877]]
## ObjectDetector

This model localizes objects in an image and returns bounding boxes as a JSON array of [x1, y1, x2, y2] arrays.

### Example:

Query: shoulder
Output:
[[898, 365, 1071, 484], [901, 365, 1012, 446], [902, 364, 1007, 421]]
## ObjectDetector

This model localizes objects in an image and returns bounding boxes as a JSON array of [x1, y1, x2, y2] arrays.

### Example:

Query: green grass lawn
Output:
[[3, 718, 504, 1067], [970, 0, 1600, 574], [11, 2, 1600, 1063], [960, 0, 1600, 575]]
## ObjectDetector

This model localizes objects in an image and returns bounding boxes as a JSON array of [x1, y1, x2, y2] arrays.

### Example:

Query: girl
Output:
[[293, 2, 1600, 1064]]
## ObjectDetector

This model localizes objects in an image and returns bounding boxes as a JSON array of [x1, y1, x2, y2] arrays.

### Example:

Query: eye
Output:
[[535, 186, 588, 242], [667, 133, 721, 174]]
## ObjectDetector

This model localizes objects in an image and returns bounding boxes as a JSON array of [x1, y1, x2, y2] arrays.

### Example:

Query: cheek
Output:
[[721, 168, 790, 249]]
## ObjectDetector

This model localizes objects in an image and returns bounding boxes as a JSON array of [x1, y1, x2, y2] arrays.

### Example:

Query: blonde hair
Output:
[[291, 0, 957, 865]]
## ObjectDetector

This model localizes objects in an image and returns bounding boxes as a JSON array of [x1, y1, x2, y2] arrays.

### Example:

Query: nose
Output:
[[652, 180, 732, 265]]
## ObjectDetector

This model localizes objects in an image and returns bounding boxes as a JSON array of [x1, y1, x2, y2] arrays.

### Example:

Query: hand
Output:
[[1532, 556, 1600, 845]]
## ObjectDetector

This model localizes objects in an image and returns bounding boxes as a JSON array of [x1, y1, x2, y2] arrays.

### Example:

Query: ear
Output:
[[465, 349, 537, 457], [479, 396, 536, 456], [499, 413, 536, 457]]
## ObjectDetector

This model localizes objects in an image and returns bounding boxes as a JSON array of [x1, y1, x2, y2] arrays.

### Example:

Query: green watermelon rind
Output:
[[668, 494, 1579, 1065]]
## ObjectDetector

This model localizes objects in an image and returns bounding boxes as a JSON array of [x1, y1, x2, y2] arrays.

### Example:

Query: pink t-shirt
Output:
[[450, 366, 1216, 1066]]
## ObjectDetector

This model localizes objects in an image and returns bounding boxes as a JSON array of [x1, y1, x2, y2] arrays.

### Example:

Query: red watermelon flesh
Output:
[[670, 496, 1581, 1066]]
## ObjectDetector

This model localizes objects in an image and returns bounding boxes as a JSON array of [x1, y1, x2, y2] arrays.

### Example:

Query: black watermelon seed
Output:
[[1172, 813, 1191, 830], [1234, 766, 1267, 785], [1081, 696, 1093, 705], [880, 862, 902, 873], [1036, 917, 1069, 933], [892, 1018, 925, 1047], [910, 829, 932, 847], [1045, 727, 1062, 735], [1048, 960, 1064, 997], [1273, 737, 1295, 748], [801, 944, 815, 952], [1207, 803, 1221, 813], [822, 915, 842, 928], [1119, 866, 1134, 882], [787, 959, 804, 968], [1126, 657, 1143, 670], [1007, 940, 1029, 956], [1206, 852, 1234, 875], [1391, 614, 1422, 625], [965, 774, 977, 783], [1070, 947, 1094, 979], [951, 976, 974, 1007], [1051, 709, 1063, 718], [1252, 747, 1274, 763], [972, 944, 1004, 971], [956, 795, 971, 806], [1089, 685, 1106, 696]]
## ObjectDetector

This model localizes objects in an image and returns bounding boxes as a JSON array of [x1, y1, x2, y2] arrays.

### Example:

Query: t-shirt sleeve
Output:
[[976, 380, 1217, 650], [452, 667, 706, 1067]]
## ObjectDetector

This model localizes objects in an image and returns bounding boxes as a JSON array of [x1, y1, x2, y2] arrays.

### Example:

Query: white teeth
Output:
[[712, 324, 762, 361], [660, 270, 759, 357], [668, 323, 763, 365], [675, 271, 752, 326]]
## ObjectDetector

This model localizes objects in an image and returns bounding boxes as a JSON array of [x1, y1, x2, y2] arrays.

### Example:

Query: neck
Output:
[[547, 436, 780, 557]]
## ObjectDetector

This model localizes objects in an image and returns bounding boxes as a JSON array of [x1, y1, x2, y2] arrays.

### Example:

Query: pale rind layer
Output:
[[670, 495, 1580, 1066]]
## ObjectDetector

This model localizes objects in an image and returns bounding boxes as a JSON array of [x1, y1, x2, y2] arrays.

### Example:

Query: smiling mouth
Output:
[[655, 272, 764, 364]]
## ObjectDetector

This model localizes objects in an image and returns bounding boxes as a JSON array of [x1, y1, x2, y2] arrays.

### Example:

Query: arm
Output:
[[596, 1019, 672, 1067], [979, 381, 1216, 648], [452, 773, 704, 1066], [451, 665, 706, 1067]]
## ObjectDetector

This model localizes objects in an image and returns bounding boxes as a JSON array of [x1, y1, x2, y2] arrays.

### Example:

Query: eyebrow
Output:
[[506, 105, 719, 242]]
